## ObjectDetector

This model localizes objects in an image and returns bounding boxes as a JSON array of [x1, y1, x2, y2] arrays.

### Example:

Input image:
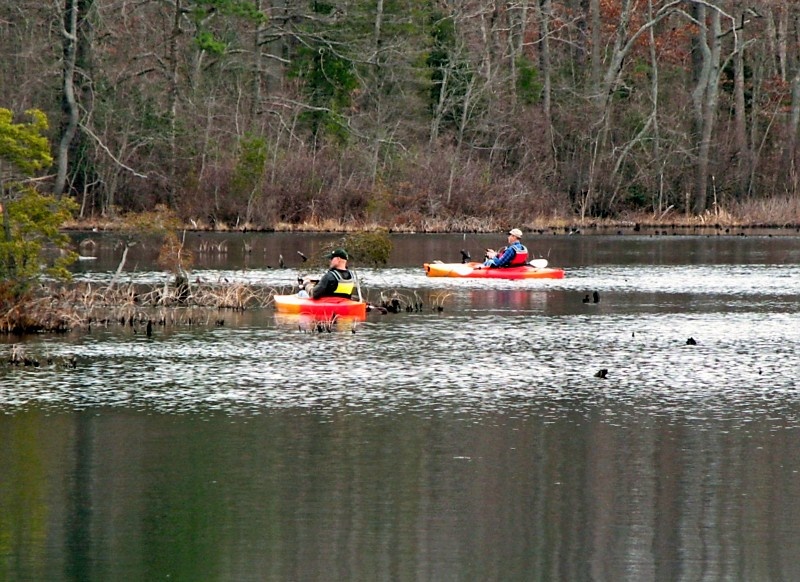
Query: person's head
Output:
[[326, 248, 349, 268], [508, 228, 523, 242]]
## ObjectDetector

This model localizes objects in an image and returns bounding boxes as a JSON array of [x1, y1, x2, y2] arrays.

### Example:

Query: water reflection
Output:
[[2, 234, 800, 580], [469, 288, 549, 312], [4, 406, 800, 580], [273, 312, 364, 332]]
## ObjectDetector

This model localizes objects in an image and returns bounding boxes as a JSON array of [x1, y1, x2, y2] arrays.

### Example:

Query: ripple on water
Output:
[[70, 263, 800, 295], [1, 309, 798, 426], [5, 263, 800, 423]]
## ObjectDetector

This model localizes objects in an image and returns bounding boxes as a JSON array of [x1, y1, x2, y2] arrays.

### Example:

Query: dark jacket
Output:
[[312, 268, 356, 299]]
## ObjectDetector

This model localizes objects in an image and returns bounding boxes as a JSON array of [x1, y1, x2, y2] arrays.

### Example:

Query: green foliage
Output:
[[632, 61, 652, 78], [333, 230, 393, 267], [0, 108, 75, 298], [122, 205, 192, 275], [231, 134, 267, 198], [311, 1, 336, 15], [121, 204, 182, 236], [619, 109, 646, 136], [516, 57, 542, 105], [426, 14, 456, 108], [188, 0, 267, 57], [0, 189, 78, 290], [198, 0, 267, 22], [425, 13, 473, 129], [612, 85, 632, 101], [290, 45, 358, 141], [428, 13, 456, 66], [195, 31, 227, 55], [0, 108, 53, 177], [625, 183, 648, 209]]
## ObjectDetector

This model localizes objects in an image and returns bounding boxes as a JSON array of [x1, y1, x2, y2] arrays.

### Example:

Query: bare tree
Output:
[[689, 1, 736, 214], [54, 0, 80, 198], [579, 0, 682, 219]]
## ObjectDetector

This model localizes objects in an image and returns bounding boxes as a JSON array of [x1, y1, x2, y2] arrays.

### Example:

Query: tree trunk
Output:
[[537, 0, 554, 157], [430, 66, 449, 144], [608, 0, 665, 213], [167, 0, 181, 208], [691, 6, 722, 215], [777, 5, 788, 82], [507, 0, 528, 102], [2, 195, 15, 278], [368, 0, 384, 187], [580, 0, 680, 218], [584, 0, 633, 219], [785, 69, 800, 193], [690, 2, 708, 213], [54, 0, 79, 198], [764, 7, 781, 81], [589, 0, 600, 88], [373, 0, 384, 65], [250, 0, 262, 120], [262, 0, 291, 95], [109, 242, 134, 288], [447, 74, 476, 205], [733, 22, 750, 199]]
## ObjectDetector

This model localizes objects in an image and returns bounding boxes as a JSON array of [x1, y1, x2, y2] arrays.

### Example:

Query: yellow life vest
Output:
[[331, 269, 356, 298]]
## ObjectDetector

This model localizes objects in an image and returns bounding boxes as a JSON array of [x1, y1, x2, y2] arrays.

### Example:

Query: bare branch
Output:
[[79, 122, 149, 179]]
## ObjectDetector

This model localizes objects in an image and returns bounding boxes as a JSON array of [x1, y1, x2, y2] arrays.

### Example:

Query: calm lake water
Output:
[[2, 231, 800, 581]]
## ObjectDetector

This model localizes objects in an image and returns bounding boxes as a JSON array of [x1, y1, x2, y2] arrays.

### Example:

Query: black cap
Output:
[[326, 248, 349, 260]]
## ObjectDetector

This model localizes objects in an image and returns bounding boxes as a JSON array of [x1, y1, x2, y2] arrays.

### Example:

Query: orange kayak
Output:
[[273, 294, 367, 318], [424, 261, 565, 279]]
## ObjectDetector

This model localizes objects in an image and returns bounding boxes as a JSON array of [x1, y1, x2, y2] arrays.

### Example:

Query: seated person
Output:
[[482, 228, 529, 268], [298, 248, 357, 299]]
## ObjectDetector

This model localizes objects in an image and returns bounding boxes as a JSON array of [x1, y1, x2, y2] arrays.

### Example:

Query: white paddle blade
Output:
[[529, 259, 548, 269], [450, 264, 475, 276]]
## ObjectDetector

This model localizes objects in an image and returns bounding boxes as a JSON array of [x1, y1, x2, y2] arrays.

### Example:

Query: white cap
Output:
[[508, 228, 523, 238]]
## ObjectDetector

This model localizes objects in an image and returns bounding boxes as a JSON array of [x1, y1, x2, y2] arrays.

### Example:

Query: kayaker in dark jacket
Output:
[[309, 248, 357, 299], [482, 228, 529, 268]]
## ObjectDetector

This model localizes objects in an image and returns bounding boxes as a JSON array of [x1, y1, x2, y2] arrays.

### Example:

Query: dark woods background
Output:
[[3, 1, 800, 229]]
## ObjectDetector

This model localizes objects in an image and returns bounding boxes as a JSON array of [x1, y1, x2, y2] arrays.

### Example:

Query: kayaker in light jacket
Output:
[[482, 228, 529, 268], [307, 248, 357, 299]]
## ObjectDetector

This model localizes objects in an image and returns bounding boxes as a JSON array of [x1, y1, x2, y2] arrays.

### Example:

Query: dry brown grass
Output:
[[64, 197, 800, 236], [727, 196, 800, 226], [0, 280, 285, 334]]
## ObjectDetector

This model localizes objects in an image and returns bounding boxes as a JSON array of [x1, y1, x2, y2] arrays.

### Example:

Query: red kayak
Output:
[[424, 260, 565, 279], [273, 294, 367, 318]]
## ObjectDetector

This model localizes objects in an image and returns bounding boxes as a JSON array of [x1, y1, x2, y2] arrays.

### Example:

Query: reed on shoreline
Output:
[[63, 199, 800, 235], [0, 280, 287, 335]]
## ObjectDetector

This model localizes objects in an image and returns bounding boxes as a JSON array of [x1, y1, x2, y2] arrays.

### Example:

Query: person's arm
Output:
[[482, 247, 502, 267], [301, 277, 318, 294], [493, 246, 517, 267], [311, 272, 335, 299]]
